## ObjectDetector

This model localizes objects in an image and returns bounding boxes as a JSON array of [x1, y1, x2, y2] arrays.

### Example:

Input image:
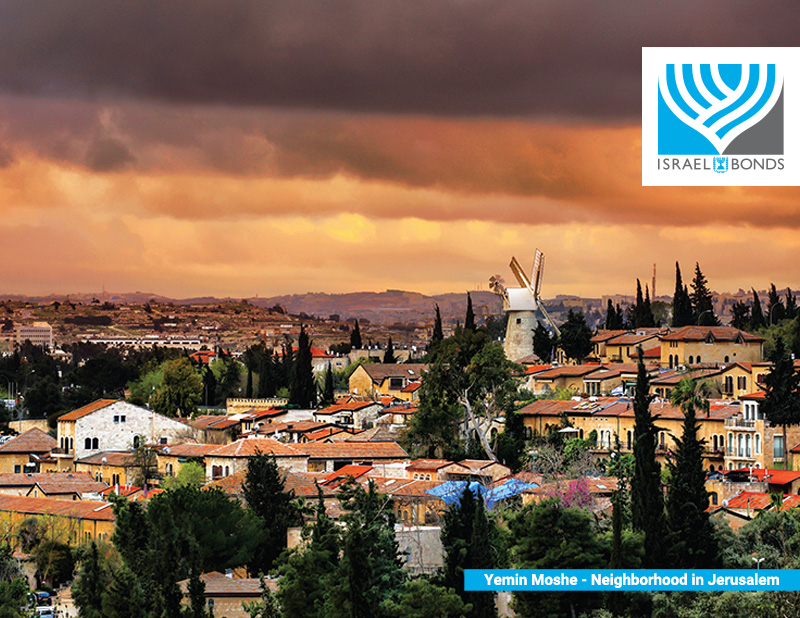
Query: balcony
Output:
[[726, 446, 755, 460], [725, 418, 756, 430]]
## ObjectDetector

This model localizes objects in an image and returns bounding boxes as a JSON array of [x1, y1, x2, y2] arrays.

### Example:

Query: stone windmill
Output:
[[490, 249, 559, 362]]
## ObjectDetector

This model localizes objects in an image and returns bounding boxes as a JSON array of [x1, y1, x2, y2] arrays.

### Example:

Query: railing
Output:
[[726, 446, 755, 459], [725, 418, 756, 429]]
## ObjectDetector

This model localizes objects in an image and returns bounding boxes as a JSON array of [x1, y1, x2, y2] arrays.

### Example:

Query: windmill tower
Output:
[[490, 249, 559, 362]]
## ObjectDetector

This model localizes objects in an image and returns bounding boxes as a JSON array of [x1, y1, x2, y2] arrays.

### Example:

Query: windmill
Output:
[[490, 249, 559, 362]]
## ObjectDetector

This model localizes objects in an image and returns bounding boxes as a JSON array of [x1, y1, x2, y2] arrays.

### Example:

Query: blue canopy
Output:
[[425, 478, 538, 510]]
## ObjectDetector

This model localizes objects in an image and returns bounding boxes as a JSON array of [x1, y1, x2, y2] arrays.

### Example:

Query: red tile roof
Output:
[[661, 326, 763, 343], [524, 364, 552, 375], [0, 494, 115, 521], [0, 472, 106, 495], [0, 429, 57, 454], [179, 571, 273, 597], [208, 439, 305, 459], [642, 346, 661, 358], [725, 491, 774, 511], [407, 459, 452, 471], [531, 365, 605, 379], [58, 399, 117, 422], [400, 381, 421, 393], [727, 468, 800, 486], [100, 485, 141, 498], [324, 465, 372, 484], [75, 451, 135, 467], [299, 441, 409, 460], [158, 443, 220, 458], [360, 364, 428, 384]]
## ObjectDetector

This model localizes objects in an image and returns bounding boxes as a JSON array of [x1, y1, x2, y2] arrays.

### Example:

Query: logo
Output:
[[642, 48, 797, 187], [659, 63, 783, 155]]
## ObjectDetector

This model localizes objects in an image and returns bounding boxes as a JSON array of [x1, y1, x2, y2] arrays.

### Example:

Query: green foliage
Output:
[[558, 309, 592, 362], [0, 579, 28, 618], [532, 321, 554, 363], [210, 354, 244, 405], [350, 320, 363, 350], [510, 499, 604, 618], [494, 410, 527, 473], [761, 336, 800, 468], [750, 289, 766, 330], [101, 566, 148, 618], [671, 262, 694, 328], [161, 461, 205, 490], [690, 263, 718, 325], [289, 325, 317, 409], [730, 300, 751, 330], [666, 378, 720, 568], [383, 579, 470, 618], [244, 577, 283, 618], [465, 293, 476, 332], [441, 488, 498, 618], [605, 299, 623, 331], [149, 357, 203, 417], [243, 454, 297, 575], [383, 337, 397, 364], [651, 590, 776, 618], [431, 305, 444, 351], [630, 349, 668, 568], [72, 541, 109, 618]]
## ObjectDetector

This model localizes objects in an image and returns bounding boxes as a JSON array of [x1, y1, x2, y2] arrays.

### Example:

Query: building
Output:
[[0, 429, 58, 474], [56, 400, 200, 463], [16, 322, 53, 349], [0, 472, 107, 500], [313, 401, 383, 429], [660, 326, 763, 368], [348, 364, 428, 401], [204, 439, 309, 482], [178, 572, 273, 618], [0, 495, 115, 545]]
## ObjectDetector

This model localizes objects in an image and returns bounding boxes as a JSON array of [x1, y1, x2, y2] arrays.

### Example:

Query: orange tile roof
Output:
[[208, 439, 305, 459], [58, 399, 118, 422], [642, 346, 661, 358], [524, 364, 552, 375], [75, 451, 135, 467], [400, 381, 421, 393], [727, 468, 800, 485], [299, 441, 409, 460], [100, 485, 141, 498], [0, 494, 115, 521], [591, 330, 630, 344], [725, 492, 774, 511], [0, 429, 57, 454], [407, 459, 452, 470], [360, 364, 428, 384], [158, 443, 220, 458], [0, 472, 105, 494], [324, 465, 372, 484], [315, 401, 380, 415], [661, 326, 763, 343], [605, 333, 660, 346], [532, 365, 606, 379]]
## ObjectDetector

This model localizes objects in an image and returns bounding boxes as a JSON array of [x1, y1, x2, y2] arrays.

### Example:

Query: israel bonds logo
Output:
[[642, 48, 797, 186]]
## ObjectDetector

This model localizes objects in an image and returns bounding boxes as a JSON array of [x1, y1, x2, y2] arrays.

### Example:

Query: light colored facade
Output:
[[16, 322, 53, 349], [57, 400, 200, 462], [660, 326, 763, 368], [348, 364, 427, 401]]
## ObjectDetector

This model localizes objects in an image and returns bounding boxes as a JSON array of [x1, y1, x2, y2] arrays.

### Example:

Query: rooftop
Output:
[[0, 429, 57, 454]]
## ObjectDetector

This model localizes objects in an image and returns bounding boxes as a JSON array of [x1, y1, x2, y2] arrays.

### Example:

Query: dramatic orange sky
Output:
[[1, 1, 799, 298]]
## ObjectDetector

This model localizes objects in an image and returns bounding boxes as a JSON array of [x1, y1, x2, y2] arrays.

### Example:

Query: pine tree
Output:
[[605, 299, 617, 331], [532, 321, 553, 363], [72, 541, 108, 618], [102, 566, 147, 618], [667, 378, 720, 567], [643, 285, 656, 327], [672, 262, 694, 327], [750, 289, 766, 330], [257, 349, 276, 398], [761, 337, 800, 471], [289, 326, 317, 409], [383, 337, 396, 364], [558, 310, 592, 363], [244, 454, 297, 575], [350, 320, 363, 350], [321, 363, 335, 406], [786, 288, 798, 320], [690, 263, 717, 325], [465, 293, 476, 332], [630, 349, 667, 568], [768, 283, 786, 325]]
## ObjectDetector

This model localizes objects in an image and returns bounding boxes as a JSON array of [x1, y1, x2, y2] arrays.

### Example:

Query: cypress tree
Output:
[[383, 337, 397, 364], [671, 262, 694, 327], [350, 320, 363, 350], [690, 262, 717, 325], [615, 303, 624, 329], [630, 349, 667, 568], [605, 299, 617, 331], [431, 305, 444, 348], [761, 337, 800, 471], [786, 288, 798, 320], [667, 378, 720, 567], [465, 293, 476, 332], [634, 279, 645, 327], [750, 289, 766, 330], [289, 325, 317, 408], [532, 321, 553, 363], [322, 363, 335, 406], [246, 366, 253, 398], [257, 349, 276, 398], [202, 366, 217, 407], [768, 283, 786, 324], [643, 285, 656, 326]]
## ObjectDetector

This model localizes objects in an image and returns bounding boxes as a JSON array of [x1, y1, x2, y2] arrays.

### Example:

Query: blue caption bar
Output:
[[465, 569, 796, 591]]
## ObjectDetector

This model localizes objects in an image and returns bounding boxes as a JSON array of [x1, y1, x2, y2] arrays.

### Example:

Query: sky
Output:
[[1, 1, 800, 299]]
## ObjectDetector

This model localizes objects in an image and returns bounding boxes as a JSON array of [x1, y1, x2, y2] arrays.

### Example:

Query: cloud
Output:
[[0, 1, 798, 118]]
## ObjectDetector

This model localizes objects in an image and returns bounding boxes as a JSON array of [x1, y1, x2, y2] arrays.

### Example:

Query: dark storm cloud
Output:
[[0, 1, 798, 118], [85, 135, 136, 172]]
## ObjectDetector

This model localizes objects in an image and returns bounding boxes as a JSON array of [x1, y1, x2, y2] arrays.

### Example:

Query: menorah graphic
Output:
[[659, 63, 782, 154]]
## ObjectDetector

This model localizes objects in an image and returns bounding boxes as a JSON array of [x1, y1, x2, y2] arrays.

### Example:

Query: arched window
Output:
[[710, 492, 718, 506], [697, 356, 701, 363], [669, 355, 674, 369], [720, 435, 724, 450], [745, 434, 752, 457], [738, 434, 744, 457], [69, 438, 73, 452], [224, 466, 230, 476], [712, 435, 718, 451], [579, 429, 584, 439], [724, 356, 730, 363], [688, 356, 694, 365], [92, 437, 98, 450], [84, 438, 91, 450], [755, 434, 762, 455], [133, 435, 140, 449]]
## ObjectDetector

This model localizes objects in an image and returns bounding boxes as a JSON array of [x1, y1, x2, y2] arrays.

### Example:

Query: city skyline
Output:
[[1, 2, 799, 298]]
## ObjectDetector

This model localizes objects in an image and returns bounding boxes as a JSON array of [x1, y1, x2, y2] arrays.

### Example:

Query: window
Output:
[[69, 438, 73, 452], [166, 464, 173, 476], [756, 434, 762, 455], [113, 415, 119, 424], [738, 376, 747, 390], [133, 436, 140, 449], [724, 356, 729, 363], [120, 415, 126, 423], [697, 356, 701, 363], [389, 377, 404, 390], [112, 474, 120, 485], [774, 435, 785, 460], [224, 466, 230, 476], [710, 492, 718, 506], [724, 376, 733, 395], [160, 437, 168, 445], [688, 356, 694, 364], [13, 466, 20, 474], [92, 437, 99, 450], [84, 438, 92, 450]]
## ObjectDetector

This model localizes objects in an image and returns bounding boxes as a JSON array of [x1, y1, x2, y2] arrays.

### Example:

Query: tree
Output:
[[667, 378, 720, 567], [671, 262, 694, 327], [643, 285, 656, 326], [532, 321, 553, 363], [510, 499, 604, 618], [212, 353, 243, 404], [383, 579, 470, 618], [690, 263, 717, 325], [243, 454, 297, 575], [244, 577, 283, 618], [465, 293, 476, 332], [431, 305, 444, 350], [130, 444, 158, 488], [350, 321, 363, 350], [750, 289, 767, 330], [786, 288, 798, 320], [150, 357, 203, 417], [72, 541, 109, 618], [289, 325, 317, 409], [630, 349, 667, 568], [768, 283, 786, 325], [730, 300, 751, 331], [161, 460, 205, 490], [383, 338, 397, 364], [321, 363, 335, 406], [202, 366, 217, 407], [322, 480, 404, 618], [761, 337, 800, 470], [558, 310, 592, 363], [101, 566, 148, 618], [441, 488, 498, 618], [495, 410, 527, 473], [257, 349, 277, 398], [604, 299, 622, 331]]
